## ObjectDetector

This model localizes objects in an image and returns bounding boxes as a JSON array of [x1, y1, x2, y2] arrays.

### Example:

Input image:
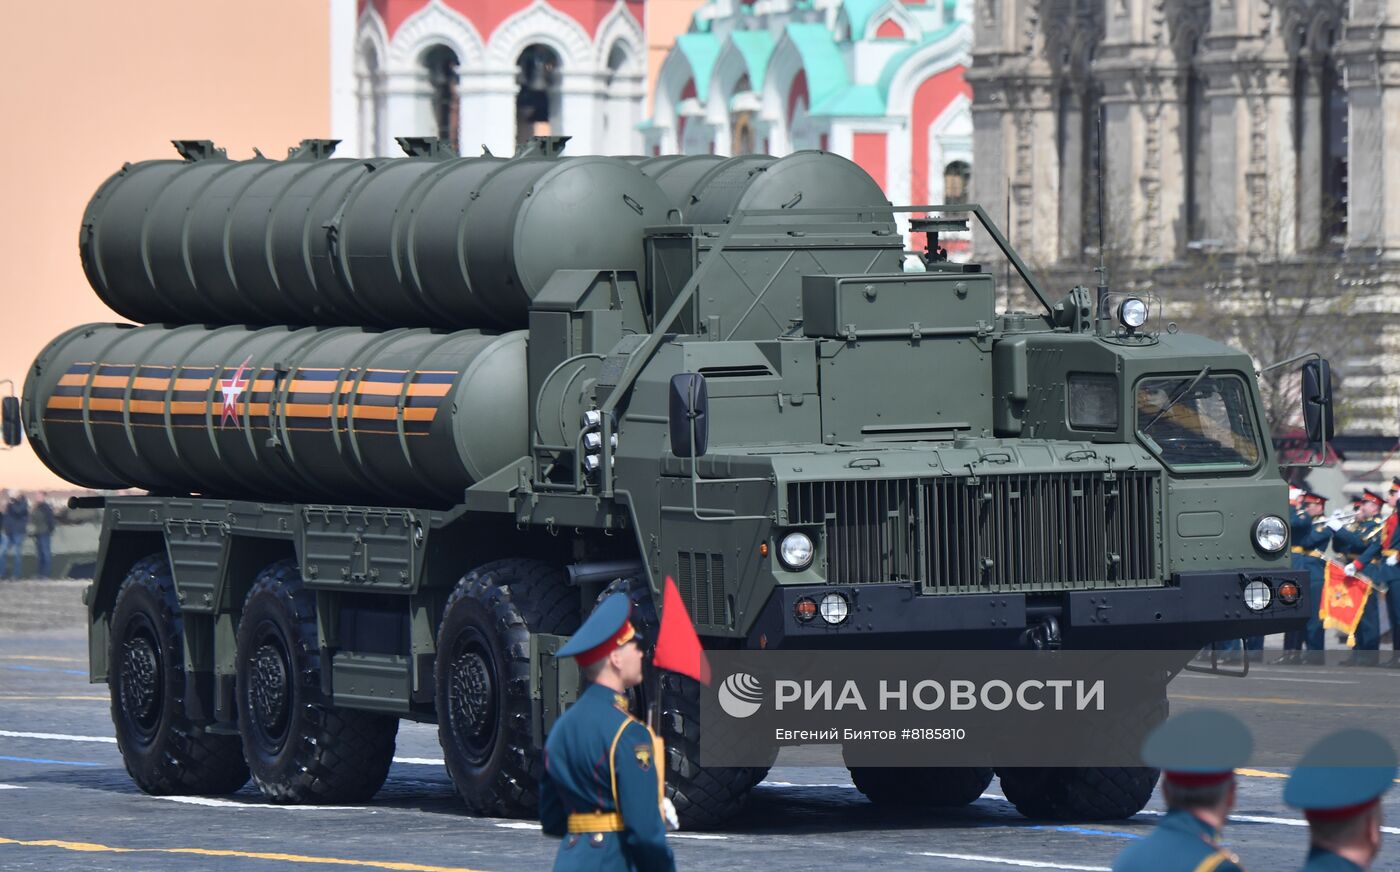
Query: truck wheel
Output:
[[109, 554, 249, 795], [848, 766, 994, 807], [597, 577, 762, 829], [995, 766, 1158, 820], [436, 558, 580, 817], [235, 559, 398, 803]]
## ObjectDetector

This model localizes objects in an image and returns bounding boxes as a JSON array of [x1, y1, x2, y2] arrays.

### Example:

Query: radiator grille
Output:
[[677, 552, 728, 625], [785, 471, 1158, 592]]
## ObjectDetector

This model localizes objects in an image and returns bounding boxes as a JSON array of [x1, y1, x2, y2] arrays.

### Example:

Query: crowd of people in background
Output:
[[1, 490, 57, 579]]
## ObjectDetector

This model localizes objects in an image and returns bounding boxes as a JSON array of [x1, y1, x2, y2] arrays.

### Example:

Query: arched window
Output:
[[422, 45, 460, 152], [730, 74, 757, 155], [1293, 17, 1348, 249], [357, 42, 383, 157], [517, 44, 562, 147], [943, 161, 971, 204], [1180, 33, 1208, 244]]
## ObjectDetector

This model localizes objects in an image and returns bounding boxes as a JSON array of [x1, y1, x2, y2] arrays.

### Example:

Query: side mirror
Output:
[[1301, 359, 1334, 444], [668, 373, 709, 458], [1, 394, 19, 448]]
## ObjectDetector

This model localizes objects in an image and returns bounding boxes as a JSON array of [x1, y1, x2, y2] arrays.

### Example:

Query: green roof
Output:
[[675, 33, 721, 101], [728, 30, 774, 89], [876, 20, 961, 98], [810, 84, 886, 117], [783, 23, 849, 107]]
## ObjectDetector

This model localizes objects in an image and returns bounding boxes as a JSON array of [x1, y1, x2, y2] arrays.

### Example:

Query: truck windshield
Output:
[[1135, 374, 1261, 471]]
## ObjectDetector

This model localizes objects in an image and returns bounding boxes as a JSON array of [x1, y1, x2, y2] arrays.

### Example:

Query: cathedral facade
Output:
[[344, 0, 649, 158], [969, 1, 1400, 433], [969, 0, 1400, 266], [647, 0, 975, 221]]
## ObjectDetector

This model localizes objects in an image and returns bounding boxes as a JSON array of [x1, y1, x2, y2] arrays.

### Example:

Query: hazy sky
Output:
[[0, 1, 330, 490]]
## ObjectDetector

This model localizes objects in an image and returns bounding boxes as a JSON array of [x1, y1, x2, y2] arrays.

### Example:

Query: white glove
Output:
[[1326, 512, 1347, 531], [1344, 563, 1358, 578], [662, 797, 680, 832], [1387, 554, 1398, 567]]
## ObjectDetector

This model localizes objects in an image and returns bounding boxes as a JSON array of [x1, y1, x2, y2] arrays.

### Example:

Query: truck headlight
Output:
[[778, 531, 814, 570], [819, 592, 849, 624], [1253, 515, 1288, 554], [1243, 579, 1272, 612]]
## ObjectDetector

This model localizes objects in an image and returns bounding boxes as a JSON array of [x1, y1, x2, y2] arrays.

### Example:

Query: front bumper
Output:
[[746, 569, 1310, 650]]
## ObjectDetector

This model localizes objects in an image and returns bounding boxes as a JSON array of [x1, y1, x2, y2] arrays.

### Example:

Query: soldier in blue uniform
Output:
[[539, 594, 676, 872], [1335, 491, 1386, 666], [1277, 492, 1336, 665], [1284, 728, 1396, 871], [1379, 478, 1400, 668], [1112, 710, 1250, 872]]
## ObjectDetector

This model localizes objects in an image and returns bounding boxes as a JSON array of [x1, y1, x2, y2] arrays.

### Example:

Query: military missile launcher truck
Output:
[[9, 137, 1326, 826]]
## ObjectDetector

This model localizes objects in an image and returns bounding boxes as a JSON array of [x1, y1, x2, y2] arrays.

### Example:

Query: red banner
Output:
[[1319, 560, 1374, 643]]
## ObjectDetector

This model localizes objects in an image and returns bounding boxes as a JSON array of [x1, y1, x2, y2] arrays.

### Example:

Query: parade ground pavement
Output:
[[2, 632, 1399, 871]]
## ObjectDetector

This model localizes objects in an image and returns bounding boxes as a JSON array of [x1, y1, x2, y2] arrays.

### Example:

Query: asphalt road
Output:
[[2, 633, 1399, 872]]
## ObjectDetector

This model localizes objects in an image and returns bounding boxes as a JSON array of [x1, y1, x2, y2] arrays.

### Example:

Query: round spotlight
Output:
[[1118, 297, 1149, 330], [818, 593, 849, 625], [1253, 515, 1288, 554], [582, 454, 601, 473], [1277, 580, 1301, 606], [778, 531, 815, 571], [583, 431, 603, 451], [1243, 579, 1272, 612], [793, 597, 817, 623]]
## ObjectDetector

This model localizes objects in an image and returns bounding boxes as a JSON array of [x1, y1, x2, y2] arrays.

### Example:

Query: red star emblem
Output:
[[219, 357, 252, 429]]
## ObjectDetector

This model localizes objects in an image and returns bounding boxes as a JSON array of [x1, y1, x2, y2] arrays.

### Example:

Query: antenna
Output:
[[1095, 106, 1109, 319]]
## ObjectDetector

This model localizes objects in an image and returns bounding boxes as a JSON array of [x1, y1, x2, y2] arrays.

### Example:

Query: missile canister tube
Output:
[[24, 323, 527, 506], [79, 149, 672, 329], [639, 151, 894, 226]]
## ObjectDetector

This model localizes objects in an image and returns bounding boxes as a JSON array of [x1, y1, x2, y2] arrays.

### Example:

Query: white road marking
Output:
[[757, 781, 858, 789], [1233, 676, 1359, 685], [0, 729, 115, 743], [1138, 808, 1400, 836], [392, 756, 444, 765], [493, 820, 727, 840], [910, 852, 1109, 870], [0, 784, 26, 790], [152, 796, 366, 811]]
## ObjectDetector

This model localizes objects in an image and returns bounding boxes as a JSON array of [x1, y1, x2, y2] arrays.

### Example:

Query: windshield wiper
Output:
[[1142, 366, 1211, 432]]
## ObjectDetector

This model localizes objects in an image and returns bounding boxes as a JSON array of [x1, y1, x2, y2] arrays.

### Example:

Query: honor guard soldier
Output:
[[1112, 710, 1251, 872], [1278, 492, 1335, 664], [1284, 728, 1397, 871], [539, 594, 677, 872], [1380, 478, 1400, 668], [1335, 491, 1386, 666]]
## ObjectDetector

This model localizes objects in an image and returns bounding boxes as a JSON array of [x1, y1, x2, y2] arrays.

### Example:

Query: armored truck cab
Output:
[[14, 141, 1319, 827]]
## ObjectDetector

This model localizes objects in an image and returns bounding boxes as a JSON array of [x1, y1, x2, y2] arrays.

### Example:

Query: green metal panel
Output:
[[331, 652, 413, 713], [801, 273, 995, 338], [299, 505, 422, 591]]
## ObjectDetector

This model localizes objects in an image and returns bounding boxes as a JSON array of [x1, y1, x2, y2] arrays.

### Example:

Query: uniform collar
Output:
[[1161, 808, 1221, 843], [582, 681, 632, 713], [1304, 846, 1365, 871]]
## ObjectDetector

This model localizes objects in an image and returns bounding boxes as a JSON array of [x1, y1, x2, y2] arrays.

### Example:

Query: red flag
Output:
[[1319, 559, 1374, 644], [653, 576, 711, 685]]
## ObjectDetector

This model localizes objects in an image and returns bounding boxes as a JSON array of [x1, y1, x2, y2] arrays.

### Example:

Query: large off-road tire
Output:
[[849, 765, 994, 807], [995, 766, 1159, 820], [108, 554, 249, 795], [235, 559, 398, 803], [598, 577, 762, 830], [436, 558, 580, 817]]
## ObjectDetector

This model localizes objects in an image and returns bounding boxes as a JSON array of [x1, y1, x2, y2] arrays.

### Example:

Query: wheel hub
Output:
[[449, 649, 495, 760], [119, 635, 161, 730], [249, 642, 290, 740]]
